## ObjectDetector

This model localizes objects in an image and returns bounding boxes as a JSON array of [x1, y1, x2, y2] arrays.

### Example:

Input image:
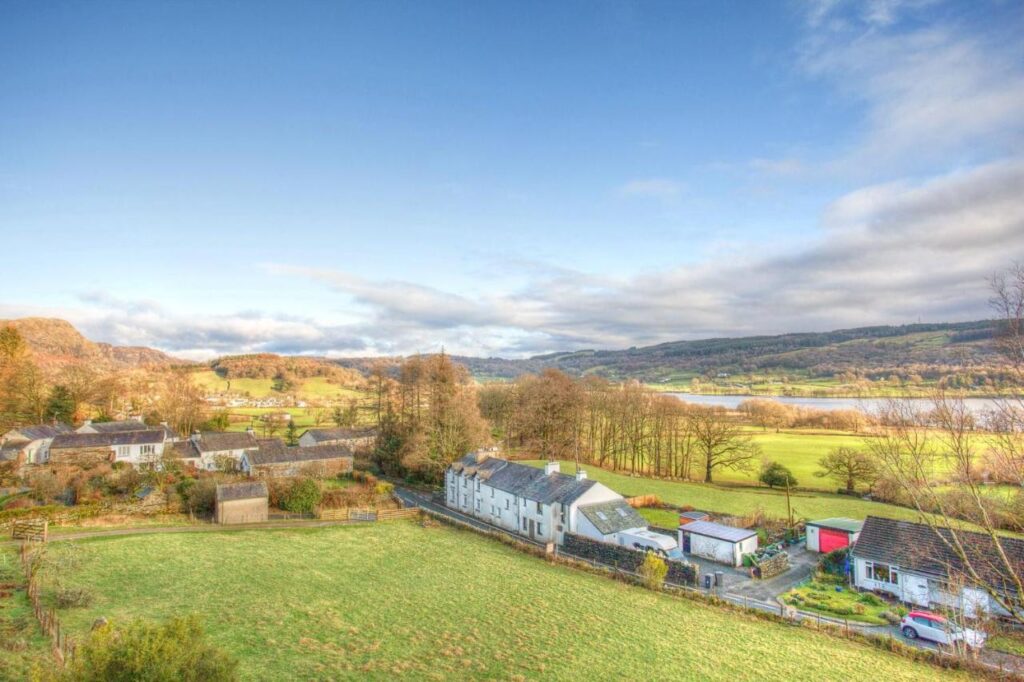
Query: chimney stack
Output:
[[575, 470, 587, 482], [545, 461, 560, 476], [190, 430, 201, 444]]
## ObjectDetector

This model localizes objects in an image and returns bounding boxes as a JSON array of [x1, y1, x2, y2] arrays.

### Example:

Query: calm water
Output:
[[665, 392, 1008, 416]]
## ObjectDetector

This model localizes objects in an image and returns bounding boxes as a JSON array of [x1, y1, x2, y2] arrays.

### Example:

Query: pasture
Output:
[[521, 459, 927, 523], [28, 523, 968, 681]]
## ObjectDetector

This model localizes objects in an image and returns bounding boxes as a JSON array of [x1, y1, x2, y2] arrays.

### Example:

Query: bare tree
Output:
[[687, 407, 760, 483], [815, 446, 877, 493]]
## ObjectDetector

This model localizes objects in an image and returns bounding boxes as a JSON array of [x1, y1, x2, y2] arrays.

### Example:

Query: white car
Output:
[[900, 611, 986, 649]]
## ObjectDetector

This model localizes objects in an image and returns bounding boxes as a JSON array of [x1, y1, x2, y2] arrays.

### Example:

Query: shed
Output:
[[215, 481, 269, 525], [806, 517, 863, 553], [678, 520, 758, 567], [678, 510, 711, 525]]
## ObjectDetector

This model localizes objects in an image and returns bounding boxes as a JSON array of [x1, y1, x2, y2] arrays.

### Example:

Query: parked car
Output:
[[900, 611, 986, 649], [618, 529, 678, 557]]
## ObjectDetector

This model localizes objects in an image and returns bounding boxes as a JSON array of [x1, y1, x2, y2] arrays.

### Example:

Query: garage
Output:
[[806, 518, 863, 553], [678, 520, 758, 567]]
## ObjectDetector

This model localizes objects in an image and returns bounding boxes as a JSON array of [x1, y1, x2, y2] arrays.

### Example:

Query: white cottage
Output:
[[168, 430, 261, 471], [446, 451, 637, 545], [851, 516, 1024, 618]]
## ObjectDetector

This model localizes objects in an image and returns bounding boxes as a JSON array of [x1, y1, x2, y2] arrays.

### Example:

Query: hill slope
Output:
[[0, 317, 184, 372]]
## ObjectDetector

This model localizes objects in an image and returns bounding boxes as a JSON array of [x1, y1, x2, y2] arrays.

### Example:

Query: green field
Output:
[[522, 460, 927, 524], [0, 553, 51, 681], [735, 429, 871, 490], [27, 523, 968, 681], [192, 369, 364, 402]]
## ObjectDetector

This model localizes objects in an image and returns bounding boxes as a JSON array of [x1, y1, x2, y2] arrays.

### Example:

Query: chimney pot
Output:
[[575, 470, 587, 482]]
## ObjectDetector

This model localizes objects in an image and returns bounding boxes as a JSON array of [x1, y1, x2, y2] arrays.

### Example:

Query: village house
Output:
[[239, 443, 353, 478], [0, 423, 74, 465], [49, 429, 167, 468], [298, 427, 376, 450], [852, 516, 1024, 617], [166, 430, 260, 471], [77, 418, 178, 441], [215, 481, 269, 524], [445, 450, 657, 546]]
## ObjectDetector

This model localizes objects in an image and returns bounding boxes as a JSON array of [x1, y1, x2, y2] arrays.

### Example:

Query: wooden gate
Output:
[[12, 518, 47, 542]]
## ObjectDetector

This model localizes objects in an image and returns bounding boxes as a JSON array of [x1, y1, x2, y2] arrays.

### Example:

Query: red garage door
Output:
[[819, 528, 849, 553]]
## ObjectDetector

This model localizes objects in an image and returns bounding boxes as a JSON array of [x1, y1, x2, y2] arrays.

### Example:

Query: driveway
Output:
[[725, 545, 817, 602]]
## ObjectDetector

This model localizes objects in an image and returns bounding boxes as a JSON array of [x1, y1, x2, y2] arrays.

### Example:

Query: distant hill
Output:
[[334, 320, 1008, 386], [0, 317, 185, 373]]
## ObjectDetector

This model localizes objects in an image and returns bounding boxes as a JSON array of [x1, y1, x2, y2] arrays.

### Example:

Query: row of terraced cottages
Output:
[[445, 450, 678, 554], [1, 421, 364, 478]]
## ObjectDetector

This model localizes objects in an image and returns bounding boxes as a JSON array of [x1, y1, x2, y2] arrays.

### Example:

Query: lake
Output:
[[665, 393, 1010, 416]]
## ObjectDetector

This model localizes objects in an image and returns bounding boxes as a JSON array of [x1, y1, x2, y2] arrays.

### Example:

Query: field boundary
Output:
[[19, 541, 76, 667]]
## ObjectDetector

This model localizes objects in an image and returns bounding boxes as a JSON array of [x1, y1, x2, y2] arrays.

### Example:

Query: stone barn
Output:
[[215, 481, 269, 524]]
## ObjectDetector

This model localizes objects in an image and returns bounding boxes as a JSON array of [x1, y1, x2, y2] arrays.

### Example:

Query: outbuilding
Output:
[[678, 510, 710, 525], [215, 481, 269, 525], [679, 520, 758, 567], [806, 517, 863, 553]]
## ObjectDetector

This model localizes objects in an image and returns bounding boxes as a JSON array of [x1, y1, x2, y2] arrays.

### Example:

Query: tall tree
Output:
[[687, 407, 760, 483], [815, 446, 878, 493]]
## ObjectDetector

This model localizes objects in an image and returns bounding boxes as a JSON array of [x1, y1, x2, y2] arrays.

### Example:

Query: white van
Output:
[[618, 529, 678, 557]]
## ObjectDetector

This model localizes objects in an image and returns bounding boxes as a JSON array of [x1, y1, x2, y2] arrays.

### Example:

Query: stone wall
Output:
[[562, 533, 696, 586], [48, 446, 112, 468]]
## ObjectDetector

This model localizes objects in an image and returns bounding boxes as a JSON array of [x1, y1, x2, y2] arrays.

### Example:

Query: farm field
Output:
[[521, 460, 927, 524], [192, 369, 364, 402], [29, 523, 969, 681], [735, 429, 871, 490], [0, 553, 51, 680]]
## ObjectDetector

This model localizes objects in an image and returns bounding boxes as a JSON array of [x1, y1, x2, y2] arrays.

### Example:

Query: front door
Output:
[[528, 519, 535, 539], [683, 533, 691, 553]]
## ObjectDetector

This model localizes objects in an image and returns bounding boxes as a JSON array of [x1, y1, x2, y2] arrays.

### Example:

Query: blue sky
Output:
[[1, 0, 1022, 359]]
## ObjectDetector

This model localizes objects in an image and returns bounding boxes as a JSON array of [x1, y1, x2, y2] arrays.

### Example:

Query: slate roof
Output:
[[82, 420, 149, 433], [166, 441, 201, 460], [0, 444, 24, 462], [579, 499, 647, 535], [301, 427, 376, 443], [51, 430, 165, 449], [216, 481, 268, 502], [193, 431, 258, 453], [680, 511, 711, 522], [852, 516, 1024, 591], [247, 444, 353, 466], [4, 423, 73, 442], [808, 517, 863, 533], [451, 453, 597, 505], [680, 520, 757, 543]]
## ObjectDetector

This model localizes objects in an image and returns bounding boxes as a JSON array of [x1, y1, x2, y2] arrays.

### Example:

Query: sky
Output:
[[1, 0, 1022, 360]]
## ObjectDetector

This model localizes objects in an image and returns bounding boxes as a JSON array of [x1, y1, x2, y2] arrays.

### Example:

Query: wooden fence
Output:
[[316, 506, 420, 522], [19, 542, 76, 667], [12, 518, 48, 542]]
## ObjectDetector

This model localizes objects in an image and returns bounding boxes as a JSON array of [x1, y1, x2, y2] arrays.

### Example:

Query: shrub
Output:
[[374, 481, 394, 496], [881, 611, 902, 626], [638, 552, 668, 591], [281, 478, 322, 513], [858, 593, 884, 607], [851, 603, 866, 615], [56, 586, 94, 609], [65, 615, 237, 681], [177, 477, 216, 515]]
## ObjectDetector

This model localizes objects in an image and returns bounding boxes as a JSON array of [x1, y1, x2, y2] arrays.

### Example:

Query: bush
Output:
[[858, 593, 884, 607], [881, 611, 902, 626], [56, 586, 94, 609], [66, 615, 237, 681], [177, 477, 216, 515], [374, 481, 394, 496], [281, 478, 322, 513], [851, 603, 866, 615], [638, 552, 668, 591]]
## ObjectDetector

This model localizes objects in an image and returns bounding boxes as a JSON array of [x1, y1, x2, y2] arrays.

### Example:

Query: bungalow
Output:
[[298, 427, 376, 451], [239, 444, 353, 478], [678, 520, 758, 567], [166, 430, 260, 471], [852, 516, 1024, 618], [806, 517, 863, 553], [445, 451, 657, 547], [0, 423, 73, 465], [49, 430, 166, 468]]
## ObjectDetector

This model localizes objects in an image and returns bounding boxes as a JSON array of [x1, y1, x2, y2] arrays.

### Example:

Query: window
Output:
[[596, 511, 608, 521], [505, 500, 510, 510], [475, 500, 480, 512], [866, 561, 898, 585], [140, 444, 155, 456], [475, 479, 480, 491], [522, 518, 527, 530], [616, 508, 627, 517], [462, 478, 466, 488], [117, 445, 130, 459], [537, 524, 543, 535], [535, 501, 542, 514], [560, 506, 566, 524], [491, 488, 494, 498]]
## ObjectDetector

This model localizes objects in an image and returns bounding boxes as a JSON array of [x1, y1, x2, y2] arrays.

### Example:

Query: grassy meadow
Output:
[[30, 523, 969, 681], [521, 459, 927, 524], [192, 369, 365, 402]]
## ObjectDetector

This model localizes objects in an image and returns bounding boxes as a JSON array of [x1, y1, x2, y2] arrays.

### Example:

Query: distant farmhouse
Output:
[[852, 516, 1024, 617], [298, 427, 376, 450], [240, 443, 353, 478], [0, 423, 74, 466], [445, 450, 676, 553]]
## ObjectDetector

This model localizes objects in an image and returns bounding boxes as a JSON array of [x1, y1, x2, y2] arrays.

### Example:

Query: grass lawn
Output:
[[781, 579, 897, 625], [988, 631, 1024, 656], [31, 523, 969, 681], [522, 460, 928, 523], [739, 429, 872, 490]]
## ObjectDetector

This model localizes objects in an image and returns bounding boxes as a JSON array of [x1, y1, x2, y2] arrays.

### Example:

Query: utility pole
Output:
[[785, 478, 793, 529]]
